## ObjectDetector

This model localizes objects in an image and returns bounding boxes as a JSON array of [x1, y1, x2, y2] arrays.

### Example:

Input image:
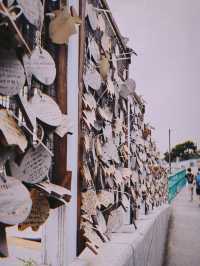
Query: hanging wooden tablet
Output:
[[82, 222, 103, 254], [119, 79, 136, 99], [114, 169, 123, 185], [81, 164, 93, 187], [114, 117, 123, 135], [0, 176, 32, 225], [83, 68, 102, 91], [18, 189, 49, 231], [89, 38, 100, 63], [112, 53, 118, 71], [16, 0, 44, 29], [83, 110, 96, 130], [55, 114, 74, 138], [102, 141, 120, 164], [86, 3, 98, 31], [17, 95, 37, 131], [120, 167, 132, 181], [0, 49, 25, 96], [81, 190, 99, 217], [95, 137, 102, 158], [30, 48, 56, 86], [106, 206, 124, 233], [97, 191, 114, 208], [101, 34, 111, 52], [34, 181, 71, 204], [98, 14, 106, 32], [49, 7, 81, 45], [97, 106, 113, 122], [0, 109, 27, 152], [83, 93, 97, 110], [22, 60, 32, 92], [99, 55, 110, 80], [29, 92, 62, 127], [107, 78, 115, 96], [103, 123, 112, 140], [10, 144, 52, 184]]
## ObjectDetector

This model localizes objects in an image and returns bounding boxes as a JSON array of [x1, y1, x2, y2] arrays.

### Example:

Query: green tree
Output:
[[164, 140, 198, 162]]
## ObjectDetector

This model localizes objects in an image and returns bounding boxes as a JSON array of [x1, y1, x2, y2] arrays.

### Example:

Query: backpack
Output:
[[196, 174, 200, 188], [187, 173, 194, 184]]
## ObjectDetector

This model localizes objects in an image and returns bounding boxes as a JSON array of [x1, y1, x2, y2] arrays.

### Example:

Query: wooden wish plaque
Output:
[[86, 3, 98, 31], [0, 49, 25, 96], [55, 114, 74, 138], [18, 189, 50, 232], [49, 7, 81, 45], [0, 109, 28, 152], [10, 145, 52, 184], [83, 68, 102, 91], [106, 206, 124, 234], [30, 48, 56, 85], [34, 181, 72, 205], [0, 176, 32, 225], [16, 0, 44, 29], [29, 92, 62, 127]]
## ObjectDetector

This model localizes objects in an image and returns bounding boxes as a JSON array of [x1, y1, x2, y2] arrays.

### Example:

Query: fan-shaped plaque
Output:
[[82, 190, 99, 217], [106, 206, 124, 233], [83, 93, 97, 110], [98, 14, 106, 32], [30, 48, 56, 85], [18, 189, 49, 231], [103, 123, 112, 140], [0, 49, 25, 96], [89, 38, 100, 63], [10, 145, 52, 184], [29, 92, 62, 127], [83, 110, 96, 130], [55, 114, 74, 138], [101, 34, 111, 52], [97, 106, 113, 122], [0, 109, 27, 152], [86, 3, 98, 31], [119, 79, 136, 99], [0, 176, 32, 225], [97, 191, 114, 208], [83, 68, 102, 91], [99, 56, 110, 80], [107, 79, 115, 96], [17, 0, 44, 28]]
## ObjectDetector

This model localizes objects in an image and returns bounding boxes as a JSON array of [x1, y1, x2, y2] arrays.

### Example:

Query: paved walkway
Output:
[[165, 186, 200, 266]]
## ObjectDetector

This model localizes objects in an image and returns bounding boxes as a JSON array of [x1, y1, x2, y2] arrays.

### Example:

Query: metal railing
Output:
[[168, 169, 186, 203]]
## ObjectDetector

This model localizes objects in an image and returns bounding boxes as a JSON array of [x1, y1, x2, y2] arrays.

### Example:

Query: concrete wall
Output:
[[70, 205, 171, 266]]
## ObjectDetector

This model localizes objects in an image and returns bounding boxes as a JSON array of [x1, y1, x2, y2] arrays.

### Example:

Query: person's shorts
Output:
[[188, 183, 194, 191], [196, 187, 200, 195]]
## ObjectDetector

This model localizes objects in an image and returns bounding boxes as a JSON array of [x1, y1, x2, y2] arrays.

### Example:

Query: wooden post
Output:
[[53, 45, 70, 188], [0, 224, 8, 257], [77, 0, 86, 255]]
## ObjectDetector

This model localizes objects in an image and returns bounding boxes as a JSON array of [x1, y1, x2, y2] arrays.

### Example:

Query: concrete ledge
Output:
[[71, 205, 171, 266]]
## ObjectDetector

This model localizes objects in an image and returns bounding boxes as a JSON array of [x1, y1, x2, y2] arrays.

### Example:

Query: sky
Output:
[[108, 0, 200, 153]]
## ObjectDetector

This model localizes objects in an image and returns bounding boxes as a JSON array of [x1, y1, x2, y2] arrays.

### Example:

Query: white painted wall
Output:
[[42, 0, 80, 265]]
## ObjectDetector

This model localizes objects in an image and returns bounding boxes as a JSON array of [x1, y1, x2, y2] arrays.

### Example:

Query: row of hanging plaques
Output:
[[0, 0, 80, 242], [80, 0, 168, 254]]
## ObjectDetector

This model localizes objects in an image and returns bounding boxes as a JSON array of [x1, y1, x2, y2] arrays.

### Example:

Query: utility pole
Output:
[[169, 128, 172, 174]]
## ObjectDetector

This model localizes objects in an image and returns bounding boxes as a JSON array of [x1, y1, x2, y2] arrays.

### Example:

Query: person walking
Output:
[[196, 168, 200, 205], [186, 168, 195, 201]]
